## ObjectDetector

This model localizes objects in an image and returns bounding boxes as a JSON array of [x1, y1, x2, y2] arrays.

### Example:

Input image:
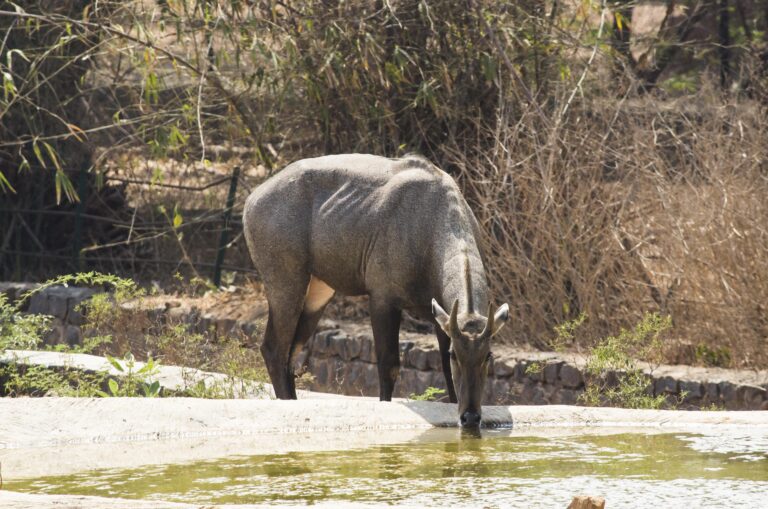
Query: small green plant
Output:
[[549, 312, 587, 352], [99, 353, 161, 397], [579, 313, 672, 409], [181, 374, 268, 399], [409, 386, 446, 401], [525, 362, 543, 375]]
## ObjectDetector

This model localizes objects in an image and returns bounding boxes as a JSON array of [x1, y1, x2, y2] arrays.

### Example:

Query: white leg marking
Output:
[[304, 276, 335, 313]]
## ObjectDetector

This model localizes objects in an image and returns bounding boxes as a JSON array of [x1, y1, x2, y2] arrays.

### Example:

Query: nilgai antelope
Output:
[[243, 154, 509, 427]]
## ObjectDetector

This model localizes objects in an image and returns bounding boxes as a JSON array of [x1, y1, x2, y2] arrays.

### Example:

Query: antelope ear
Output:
[[432, 299, 449, 331], [491, 303, 510, 336]]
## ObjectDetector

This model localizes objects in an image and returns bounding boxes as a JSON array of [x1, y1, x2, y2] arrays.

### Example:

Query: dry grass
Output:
[[448, 86, 768, 368]]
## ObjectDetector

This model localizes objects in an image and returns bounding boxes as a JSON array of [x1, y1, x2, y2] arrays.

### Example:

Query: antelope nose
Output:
[[460, 410, 481, 428]]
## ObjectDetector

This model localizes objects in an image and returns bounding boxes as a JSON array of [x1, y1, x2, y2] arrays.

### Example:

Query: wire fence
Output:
[[0, 164, 257, 285]]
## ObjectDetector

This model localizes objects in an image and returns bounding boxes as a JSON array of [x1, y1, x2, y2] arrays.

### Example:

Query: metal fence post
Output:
[[212, 166, 240, 287]]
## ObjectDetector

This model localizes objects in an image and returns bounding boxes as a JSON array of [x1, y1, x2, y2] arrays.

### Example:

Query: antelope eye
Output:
[[485, 352, 493, 363], [449, 350, 457, 361]]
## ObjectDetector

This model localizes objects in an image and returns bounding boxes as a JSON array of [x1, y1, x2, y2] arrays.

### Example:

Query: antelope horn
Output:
[[481, 300, 494, 338], [448, 299, 460, 337]]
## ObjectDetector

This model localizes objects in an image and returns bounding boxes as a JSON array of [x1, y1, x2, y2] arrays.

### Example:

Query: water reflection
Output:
[[6, 429, 767, 508], [459, 426, 483, 439]]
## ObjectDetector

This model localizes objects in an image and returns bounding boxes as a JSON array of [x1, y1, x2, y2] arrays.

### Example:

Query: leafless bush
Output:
[[446, 82, 768, 368]]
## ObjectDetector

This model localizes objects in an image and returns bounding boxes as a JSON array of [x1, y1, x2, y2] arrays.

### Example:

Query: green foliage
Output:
[[525, 362, 543, 375], [0, 362, 108, 397], [584, 313, 670, 376], [579, 313, 672, 409], [0, 293, 48, 351], [181, 373, 267, 400], [409, 386, 446, 401], [17, 272, 143, 310], [549, 313, 587, 352], [151, 323, 270, 398], [98, 353, 161, 398], [695, 344, 732, 368], [0, 272, 158, 398]]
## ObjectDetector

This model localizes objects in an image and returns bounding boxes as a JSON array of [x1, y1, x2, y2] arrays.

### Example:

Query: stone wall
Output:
[[301, 323, 768, 410], [0, 282, 97, 346], [2, 282, 767, 410]]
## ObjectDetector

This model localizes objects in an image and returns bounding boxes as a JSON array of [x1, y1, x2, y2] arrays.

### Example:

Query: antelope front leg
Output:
[[370, 299, 402, 401]]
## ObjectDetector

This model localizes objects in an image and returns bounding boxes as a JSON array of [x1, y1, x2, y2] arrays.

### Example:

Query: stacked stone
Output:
[[1, 283, 96, 347], [3, 281, 766, 410], [302, 323, 768, 410]]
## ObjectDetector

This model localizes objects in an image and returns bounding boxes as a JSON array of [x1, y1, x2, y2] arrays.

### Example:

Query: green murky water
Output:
[[8, 428, 768, 507]]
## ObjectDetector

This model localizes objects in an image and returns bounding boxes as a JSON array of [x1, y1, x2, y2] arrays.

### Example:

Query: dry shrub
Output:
[[447, 85, 768, 367], [448, 109, 650, 350]]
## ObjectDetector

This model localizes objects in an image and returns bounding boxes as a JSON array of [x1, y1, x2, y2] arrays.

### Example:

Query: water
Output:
[[7, 428, 768, 507]]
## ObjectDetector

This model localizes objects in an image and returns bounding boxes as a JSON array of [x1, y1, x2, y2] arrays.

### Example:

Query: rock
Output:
[[423, 370, 443, 389], [336, 336, 361, 361], [654, 375, 678, 395], [27, 292, 48, 316], [0, 282, 37, 306], [311, 330, 338, 356], [407, 348, 430, 371], [568, 495, 606, 509], [491, 379, 512, 404], [397, 369, 418, 397], [553, 388, 581, 405], [522, 381, 548, 405], [358, 334, 376, 363], [344, 362, 366, 392], [310, 358, 329, 386], [166, 305, 190, 322], [415, 370, 433, 393], [512, 360, 529, 380], [399, 340, 415, 357], [543, 361, 562, 385], [679, 380, 703, 402], [362, 363, 378, 390], [46, 292, 68, 320], [737, 385, 767, 410], [426, 349, 443, 371], [329, 358, 346, 386], [42, 322, 66, 346], [719, 381, 738, 409], [65, 288, 98, 325], [63, 325, 82, 347], [493, 358, 516, 378], [703, 382, 720, 403], [559, 364, 584, 389]]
